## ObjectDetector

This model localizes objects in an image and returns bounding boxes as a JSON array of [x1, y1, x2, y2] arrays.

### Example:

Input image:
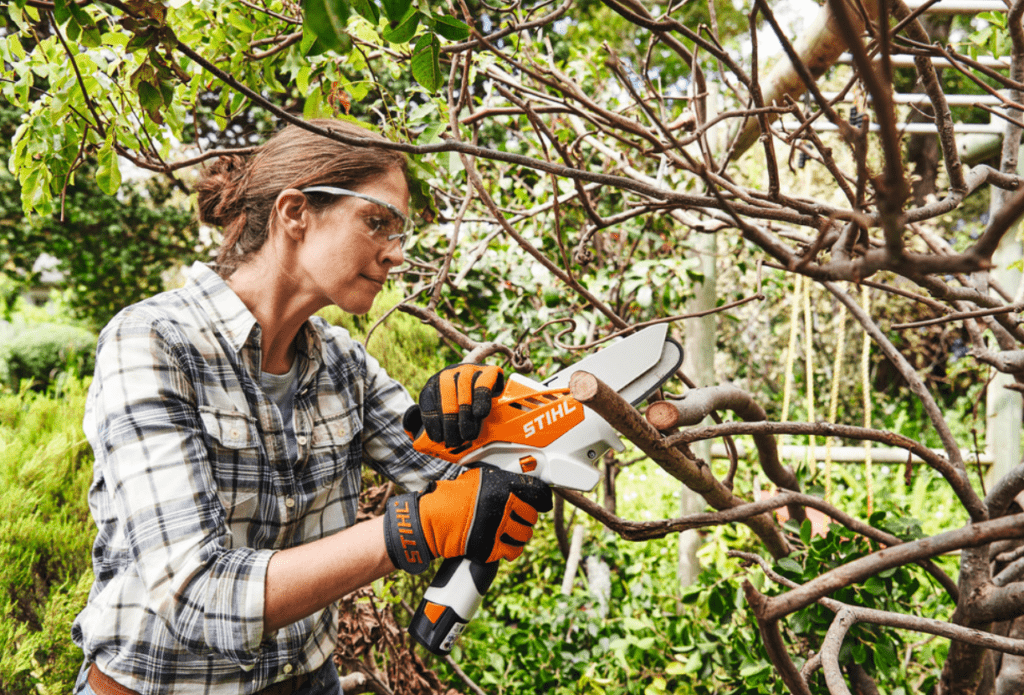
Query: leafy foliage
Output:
[[771, 515, 953, 693], [318, 285, 460, 396], [4, 322, 96, 391], [0, 96, 200, 330], [0, 377, 94, 694]]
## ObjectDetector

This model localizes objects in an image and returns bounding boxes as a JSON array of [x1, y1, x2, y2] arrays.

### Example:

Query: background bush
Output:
[[0, 377, 94, 694], [4, 323, 97, 391]]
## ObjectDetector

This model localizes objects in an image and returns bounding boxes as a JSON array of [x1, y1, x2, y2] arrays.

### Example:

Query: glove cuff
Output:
[[383, 492, 433, 575]]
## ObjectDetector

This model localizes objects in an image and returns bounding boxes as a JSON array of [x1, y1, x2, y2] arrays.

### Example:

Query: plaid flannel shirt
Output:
[[72, 262, 459, 694]]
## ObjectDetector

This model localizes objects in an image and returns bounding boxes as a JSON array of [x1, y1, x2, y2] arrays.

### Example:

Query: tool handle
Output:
[[409, 556, 499, 655]]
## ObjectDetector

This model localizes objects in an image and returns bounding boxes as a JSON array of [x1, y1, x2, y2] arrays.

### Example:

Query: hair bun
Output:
[[195, 154, 249, 228]]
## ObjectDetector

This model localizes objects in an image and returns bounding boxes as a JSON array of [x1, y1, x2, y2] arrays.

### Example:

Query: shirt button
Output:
[[282, 663, 294, 675], [297, 435, 308, 446], [285, 498, 296, 508]]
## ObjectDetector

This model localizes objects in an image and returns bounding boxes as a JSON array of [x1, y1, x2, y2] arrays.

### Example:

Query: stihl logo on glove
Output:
[[383, 467, 551, 576], [391, 499, 423, 567], [522, 400, 578, 439]]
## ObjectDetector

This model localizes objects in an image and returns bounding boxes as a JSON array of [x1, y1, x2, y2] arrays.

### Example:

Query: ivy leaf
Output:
[[96, 138, 121, 195], [431, 14, 470, 41], [410, 32, 442, 93], [303, 0, 352, 54], [381, 7, 418, 44]]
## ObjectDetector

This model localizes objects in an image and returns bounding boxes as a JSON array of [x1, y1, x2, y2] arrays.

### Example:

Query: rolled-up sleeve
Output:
[[354, 347, 461, 491], [85, 312, 273, 666]]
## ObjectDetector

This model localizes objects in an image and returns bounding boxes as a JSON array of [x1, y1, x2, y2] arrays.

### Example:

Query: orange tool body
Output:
[[411, 376, 618, 491]]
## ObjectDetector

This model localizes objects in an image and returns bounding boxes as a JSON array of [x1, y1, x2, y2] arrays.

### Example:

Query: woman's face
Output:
[[297, 167, 409, 315]]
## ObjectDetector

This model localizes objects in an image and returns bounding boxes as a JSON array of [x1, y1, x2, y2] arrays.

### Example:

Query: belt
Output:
[[88, 664, 313, 695]]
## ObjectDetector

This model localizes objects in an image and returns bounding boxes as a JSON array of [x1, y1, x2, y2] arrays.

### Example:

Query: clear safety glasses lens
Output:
[[300, 186, 412, 248]]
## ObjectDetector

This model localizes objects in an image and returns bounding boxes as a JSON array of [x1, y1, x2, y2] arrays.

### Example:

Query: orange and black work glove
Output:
[[383, 466, 553, 575], [403, 364, 505, 449]]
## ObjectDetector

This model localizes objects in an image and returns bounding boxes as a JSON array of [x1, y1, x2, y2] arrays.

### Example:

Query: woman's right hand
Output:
[[382, 466, 552, 575]]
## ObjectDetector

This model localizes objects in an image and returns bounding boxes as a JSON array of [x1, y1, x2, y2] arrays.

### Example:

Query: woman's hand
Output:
[[403, 364, 506, 448], [383, 466, 552, 575]]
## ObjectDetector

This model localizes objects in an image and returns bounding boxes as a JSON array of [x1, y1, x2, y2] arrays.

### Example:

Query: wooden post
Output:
[[985, 145, 1024, 491], [677, 229, 716, 588]]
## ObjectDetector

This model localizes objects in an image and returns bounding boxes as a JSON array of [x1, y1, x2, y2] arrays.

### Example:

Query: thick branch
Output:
[[568, 371, 791, 558], [647, 386, 804, 522]]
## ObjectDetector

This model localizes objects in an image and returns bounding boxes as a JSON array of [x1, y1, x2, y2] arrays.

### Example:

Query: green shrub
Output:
[[318, 285, 458, 396], [5, 324, 97, 390], [0, 377, 94, 694]]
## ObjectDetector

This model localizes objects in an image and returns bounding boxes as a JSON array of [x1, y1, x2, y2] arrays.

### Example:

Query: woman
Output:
[[72, 119, 551, 695]]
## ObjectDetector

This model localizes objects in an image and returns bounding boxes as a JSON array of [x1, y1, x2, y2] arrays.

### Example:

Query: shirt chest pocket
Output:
[[309, 408, 362, 472], [199, 408, 264, 531], [200, 408, 259, 450]]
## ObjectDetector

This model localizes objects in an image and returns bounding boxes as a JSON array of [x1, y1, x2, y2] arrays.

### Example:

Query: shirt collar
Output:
[[185, 262, 259, 353], [184, 262, 326, 373]]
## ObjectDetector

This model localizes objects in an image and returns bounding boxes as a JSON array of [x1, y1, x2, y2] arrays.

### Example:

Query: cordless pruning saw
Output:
[[406, 324, 684, 655]]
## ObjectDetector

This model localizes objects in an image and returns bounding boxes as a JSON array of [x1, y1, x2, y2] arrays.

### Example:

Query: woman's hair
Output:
[[194, 119, 408, 276]]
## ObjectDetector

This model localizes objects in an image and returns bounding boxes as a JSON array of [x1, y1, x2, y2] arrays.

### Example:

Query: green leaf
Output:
[[381, 7, 419, 44], [776, 557, 803, 575], [863, 576, 886, 596], [852, 641, 868, 664], [137, 81, 163, 112], [296, 66, 311, 94], [303, 86, 330, 119], [349, 0, 379, 23], [800, 518, 812, 546], [740, 661, 769, 677], [873, 642, 899, 672], [303, 0, 352, 54], [644, 677, 667, 695], [410, 33, 442, 93], [708, 589, 727, 616], [622, 617, 646, 632], [299, 26, 325, 55], [431, 14, 470, 41], [380, 0, 411, 24], [53, 0, 71, 25], [65, 17, 81, 42], [67, 0, 93, 28], [96, 138, 121, 195], [665, 661, 688, 676], [226, 12, 255, 34]]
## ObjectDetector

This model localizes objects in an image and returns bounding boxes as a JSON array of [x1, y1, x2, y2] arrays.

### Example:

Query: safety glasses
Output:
[[300, 185, 412, 249]]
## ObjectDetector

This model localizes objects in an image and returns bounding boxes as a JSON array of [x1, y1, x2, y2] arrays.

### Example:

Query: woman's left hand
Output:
[[402, 364, 505, 448]]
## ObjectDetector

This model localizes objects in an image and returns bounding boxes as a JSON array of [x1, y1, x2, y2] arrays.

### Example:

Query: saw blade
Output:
[[540, 324, 683, 405]]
